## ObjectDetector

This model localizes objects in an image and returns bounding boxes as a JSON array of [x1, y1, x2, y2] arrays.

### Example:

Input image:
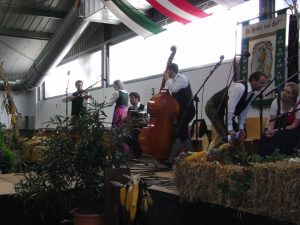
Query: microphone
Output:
[[67, 71, 70, 76], [236, 52, 251, 58]]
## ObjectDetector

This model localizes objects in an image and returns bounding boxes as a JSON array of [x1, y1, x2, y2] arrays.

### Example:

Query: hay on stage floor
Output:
[[175, 159, 300, 224]]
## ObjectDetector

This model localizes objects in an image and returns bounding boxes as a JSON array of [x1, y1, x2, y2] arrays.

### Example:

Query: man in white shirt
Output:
[[128, 92, 146, 111], [127, 92, 147, 127], [164, 62, 195, 166], [205, 71, 267, 150]]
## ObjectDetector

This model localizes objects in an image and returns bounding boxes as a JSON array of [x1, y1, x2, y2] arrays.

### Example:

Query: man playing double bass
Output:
[[163, 46, 196, 167]]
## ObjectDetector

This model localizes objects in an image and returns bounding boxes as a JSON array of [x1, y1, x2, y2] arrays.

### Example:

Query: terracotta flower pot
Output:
[[73, 213, 105, 225]]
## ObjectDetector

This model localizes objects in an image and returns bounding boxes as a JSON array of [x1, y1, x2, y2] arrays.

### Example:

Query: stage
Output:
[[0, 173, 24, 195], [0, 161, 297, 225]]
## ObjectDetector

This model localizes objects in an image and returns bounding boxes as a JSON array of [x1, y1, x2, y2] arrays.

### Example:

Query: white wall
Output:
[[36, 59, 271, 129], [0, 91, 30, 128]]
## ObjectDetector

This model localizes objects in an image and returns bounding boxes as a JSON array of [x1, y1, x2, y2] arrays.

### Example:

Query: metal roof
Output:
[[0, 0, 245, 90], [0, 0, 75, 82]]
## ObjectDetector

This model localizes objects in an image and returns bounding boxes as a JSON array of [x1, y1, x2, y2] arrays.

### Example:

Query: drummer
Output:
[[127, 92, 148, 157], [128, 92, 146, 111], [128, 92, 148, 127]]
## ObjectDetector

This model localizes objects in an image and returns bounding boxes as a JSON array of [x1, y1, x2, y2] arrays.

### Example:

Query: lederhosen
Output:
[[172, 81, 196, 140], [210, 81, 251, 133]]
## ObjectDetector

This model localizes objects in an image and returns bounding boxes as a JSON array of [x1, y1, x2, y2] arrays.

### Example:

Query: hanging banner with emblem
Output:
[[240, 13, 287, 106]]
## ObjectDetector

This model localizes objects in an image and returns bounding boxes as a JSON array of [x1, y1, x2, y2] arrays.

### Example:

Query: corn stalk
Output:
[[0, 63, 21, 146]]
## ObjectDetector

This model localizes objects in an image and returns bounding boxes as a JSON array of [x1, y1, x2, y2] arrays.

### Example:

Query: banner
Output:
[[104, 0, 165, 38], [240, 14, 287, 106], [146, 0, 210, 24]]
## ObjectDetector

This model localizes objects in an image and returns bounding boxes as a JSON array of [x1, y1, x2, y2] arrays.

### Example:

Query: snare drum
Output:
[[128, 110, 148, 128]]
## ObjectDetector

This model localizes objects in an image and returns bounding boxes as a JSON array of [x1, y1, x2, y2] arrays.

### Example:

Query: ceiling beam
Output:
[[0, 5, 66, 19], [0, 28, 52, 40]]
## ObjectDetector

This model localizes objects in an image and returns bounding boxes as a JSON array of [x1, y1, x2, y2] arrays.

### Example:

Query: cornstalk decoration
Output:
[[0, 63, 21, 144]]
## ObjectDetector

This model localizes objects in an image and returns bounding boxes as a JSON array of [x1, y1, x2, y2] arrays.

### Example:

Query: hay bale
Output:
[[31, 146, 48, 163], [21, 142, 36, 161], [175, 159, 300, 224], [21, 134, 50, 162]]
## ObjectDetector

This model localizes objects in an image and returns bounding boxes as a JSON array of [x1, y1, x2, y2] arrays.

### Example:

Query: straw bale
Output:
[[21, 142, 36, 161], [31, 146, 48, 163], [175, 159, 300, 224]]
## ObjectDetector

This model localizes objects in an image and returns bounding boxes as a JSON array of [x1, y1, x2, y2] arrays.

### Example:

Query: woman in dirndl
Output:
[[107, 80, 128, 128]]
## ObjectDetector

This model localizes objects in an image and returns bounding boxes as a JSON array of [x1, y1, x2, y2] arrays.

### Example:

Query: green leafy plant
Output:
[[0, 122, 15, 173], [248, 149, 291, 163], [207, 144, 250, 165], [218, 169, 252, 200], [15, 100, 128, 223]]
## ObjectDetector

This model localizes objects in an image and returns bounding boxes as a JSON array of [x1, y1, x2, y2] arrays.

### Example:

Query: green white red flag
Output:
[[104, 0, 165, 38], [147, 0, 210, 24]]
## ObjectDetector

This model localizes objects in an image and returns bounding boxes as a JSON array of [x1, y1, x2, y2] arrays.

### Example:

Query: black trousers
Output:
[[260, 128, 299, 156]]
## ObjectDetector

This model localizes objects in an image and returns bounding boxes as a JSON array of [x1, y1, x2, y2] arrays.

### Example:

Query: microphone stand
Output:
[[265, 71, 300, 97], [194, 58, 224, 99], [215, 55, 242, 131], [175, 57, 224, 143], [252, 70, 282, 138], [192, 96, 200, 150]]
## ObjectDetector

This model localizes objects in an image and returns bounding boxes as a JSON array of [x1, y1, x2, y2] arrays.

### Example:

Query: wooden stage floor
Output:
[[0, 157, 176, 196], [0, 160, 295, 225], [0, 173, 24, 195]]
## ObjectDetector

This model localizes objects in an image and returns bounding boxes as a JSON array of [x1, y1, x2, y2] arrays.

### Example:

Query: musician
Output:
[[62, 80, 92, 118], [127, 92, 147, 157], [106, 80, 128, 128], [163, 46, 196, 166], [128, 92, 148, 127], [205, 71, 267, 150], [260, 82, 300, 156], [129, 92, 146, 111]]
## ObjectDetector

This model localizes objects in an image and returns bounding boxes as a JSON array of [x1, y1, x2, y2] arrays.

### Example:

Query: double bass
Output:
[[139, 46, 180, 160]]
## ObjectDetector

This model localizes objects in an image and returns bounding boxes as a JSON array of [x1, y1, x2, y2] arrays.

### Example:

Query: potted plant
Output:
[[15, 100, 128, 225]]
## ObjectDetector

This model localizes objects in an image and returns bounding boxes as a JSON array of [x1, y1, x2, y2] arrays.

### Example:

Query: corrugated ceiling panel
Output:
[[3, 13, 15, 27], [43, 19, 61, 33], [64, 22, 104, 59], [35, 18, 51, 32]]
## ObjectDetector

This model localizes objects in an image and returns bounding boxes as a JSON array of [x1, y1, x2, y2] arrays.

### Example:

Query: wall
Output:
[[0, 91, 30, 128], [36, 59, 271, 129]]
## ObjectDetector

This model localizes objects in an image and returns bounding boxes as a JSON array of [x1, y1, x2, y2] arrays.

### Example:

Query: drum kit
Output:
[[127, 110, 148, 128]]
